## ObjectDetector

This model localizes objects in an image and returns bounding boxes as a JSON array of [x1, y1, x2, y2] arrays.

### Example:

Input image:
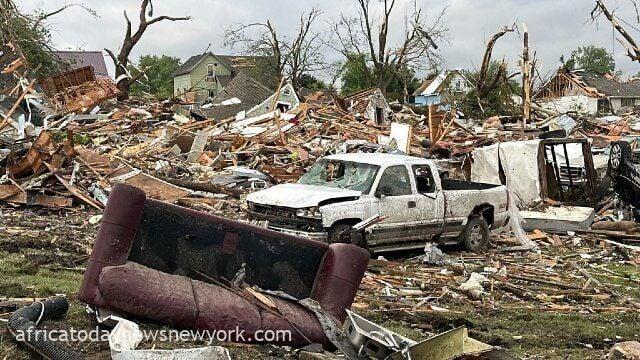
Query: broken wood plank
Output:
[[5, 191, 73, 208]]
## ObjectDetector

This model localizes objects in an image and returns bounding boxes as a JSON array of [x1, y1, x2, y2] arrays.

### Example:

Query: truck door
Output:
[[411, 164, 445, 239], [370, 165, 421, 244]]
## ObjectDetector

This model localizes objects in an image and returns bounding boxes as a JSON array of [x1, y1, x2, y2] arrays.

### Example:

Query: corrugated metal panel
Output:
[[53, 51, 109, 77]]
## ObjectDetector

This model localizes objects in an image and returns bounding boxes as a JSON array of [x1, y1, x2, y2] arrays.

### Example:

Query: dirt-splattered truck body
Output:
[[247, 153, 510, 252]]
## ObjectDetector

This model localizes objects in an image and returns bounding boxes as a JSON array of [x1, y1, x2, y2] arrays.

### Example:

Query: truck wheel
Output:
[[328, 224, 354, 244], [461, 217, 489, 252], [610, 142, 631, 174], [327, 224, 368, 250]]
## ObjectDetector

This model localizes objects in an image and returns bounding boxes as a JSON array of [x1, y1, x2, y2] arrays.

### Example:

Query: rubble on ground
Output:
[[2, 38, 640, 359]]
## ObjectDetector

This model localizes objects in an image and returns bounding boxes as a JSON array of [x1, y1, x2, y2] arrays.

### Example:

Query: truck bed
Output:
[[442, 179, 502, 191]]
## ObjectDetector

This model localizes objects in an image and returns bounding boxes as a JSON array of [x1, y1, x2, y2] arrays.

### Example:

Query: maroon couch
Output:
[[79, 184, 369, 347]]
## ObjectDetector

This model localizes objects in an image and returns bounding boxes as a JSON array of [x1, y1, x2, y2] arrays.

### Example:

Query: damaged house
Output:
[[245, 82, 300, 118], [410, 69, 472, 109], [199, 71, 273, 121], [341, 87, 392, 126], [536, 68, 640, 115], [172, 52, 269, 103]]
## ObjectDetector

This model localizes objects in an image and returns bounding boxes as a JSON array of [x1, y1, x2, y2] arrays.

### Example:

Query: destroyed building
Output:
[[340, 87, 392, 126], [536, 68, 640, 115], [52, 50, 110, 78], [199, 71, 273, 121], [4, 4, 640, 356], [410, 69, 472, 109], [172, 52, 269, 103]]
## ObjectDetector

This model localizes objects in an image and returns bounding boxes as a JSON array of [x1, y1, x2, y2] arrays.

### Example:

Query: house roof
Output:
[[53, 51, 109, 77], [413, 69, 470, 96], [540, 69, 640, 99], [200, 71, 273, 120], [172, 52, 268, 77], [580, 72, 640, 98], [343, 87, 381, 114]]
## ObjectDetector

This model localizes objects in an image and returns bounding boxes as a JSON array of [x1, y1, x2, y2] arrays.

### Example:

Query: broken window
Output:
[[276, 102, 290, 113], [298, 160, 380, 193], [413, 165, 435, 193], [597, 99, 611, 114], [207, 64, 215, 77], [622, 98, 635, 108], [376, 166, 412, 197]]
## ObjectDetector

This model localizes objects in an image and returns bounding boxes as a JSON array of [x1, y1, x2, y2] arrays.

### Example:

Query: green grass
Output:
[[0, 252, 82, 298], [359, 306, 640, 359]]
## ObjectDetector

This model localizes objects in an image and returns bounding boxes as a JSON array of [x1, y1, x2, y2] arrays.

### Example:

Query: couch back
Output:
[[80, 184, 332, 306]]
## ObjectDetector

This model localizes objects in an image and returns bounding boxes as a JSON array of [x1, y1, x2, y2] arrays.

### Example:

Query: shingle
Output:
[[200, 72, 273, 120], [580, 72, 640, 98]]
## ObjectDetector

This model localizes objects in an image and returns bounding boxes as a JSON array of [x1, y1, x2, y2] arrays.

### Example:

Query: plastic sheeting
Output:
[[471, 140, 542, 208]]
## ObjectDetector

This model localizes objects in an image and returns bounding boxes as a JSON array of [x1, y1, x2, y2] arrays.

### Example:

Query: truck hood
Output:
[[247, 184, 361, 209]]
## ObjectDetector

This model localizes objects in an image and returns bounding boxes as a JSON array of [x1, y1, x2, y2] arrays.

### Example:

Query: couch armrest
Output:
[[78, 184, 146, 306], [310, 243, 370, 322]]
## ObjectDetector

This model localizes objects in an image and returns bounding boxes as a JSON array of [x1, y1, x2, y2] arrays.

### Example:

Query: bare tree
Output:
[[224, 9, 324, 90], [591, 0, 640, 62], [329, 0, 447, 93], [105, 0, 190, 101], [288, 10, 325, 90], [225, 20, 285, 89]]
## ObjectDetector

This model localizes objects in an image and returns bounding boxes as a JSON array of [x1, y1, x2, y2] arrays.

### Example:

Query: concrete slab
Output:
[[521, 206, 595, 232]]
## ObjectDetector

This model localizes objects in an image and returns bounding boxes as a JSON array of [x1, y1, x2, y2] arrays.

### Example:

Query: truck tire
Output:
[[328, 223, 354, 244], [461, 217, 489, 252], [609, 141, 631, 175], [327, 224, 369, 250]]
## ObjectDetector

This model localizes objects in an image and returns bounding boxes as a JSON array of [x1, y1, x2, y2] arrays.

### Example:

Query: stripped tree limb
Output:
[[591, 0, 640, 62], [224, 9, 324, 91], [106, 0, 190, 101], [477, 24, 515, 99]]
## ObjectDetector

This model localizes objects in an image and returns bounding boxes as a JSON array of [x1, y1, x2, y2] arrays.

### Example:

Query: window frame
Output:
[[375, 165, 413, 197], [621, 98, 635, 108], [412, 164, 436, 194]]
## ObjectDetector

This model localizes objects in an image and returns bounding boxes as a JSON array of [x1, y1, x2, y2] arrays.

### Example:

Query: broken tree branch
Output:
[[592, 0, 640, 62]]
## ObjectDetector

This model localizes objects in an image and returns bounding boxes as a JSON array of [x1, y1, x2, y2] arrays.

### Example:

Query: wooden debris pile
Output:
[[355, 231, 640, 314]]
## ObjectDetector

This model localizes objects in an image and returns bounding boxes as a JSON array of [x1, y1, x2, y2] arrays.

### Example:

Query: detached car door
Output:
[[369, 165, 422, 244]]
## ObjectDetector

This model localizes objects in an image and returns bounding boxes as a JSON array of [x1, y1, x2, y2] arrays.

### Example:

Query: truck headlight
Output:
[[296, 207, 322, 219]]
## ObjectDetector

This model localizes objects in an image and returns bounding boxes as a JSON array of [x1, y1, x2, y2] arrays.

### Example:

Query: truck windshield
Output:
[[298, 160, 380, 192]]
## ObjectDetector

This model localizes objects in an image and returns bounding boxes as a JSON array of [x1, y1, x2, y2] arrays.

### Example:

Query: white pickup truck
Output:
[[247, 153, 510, 252]]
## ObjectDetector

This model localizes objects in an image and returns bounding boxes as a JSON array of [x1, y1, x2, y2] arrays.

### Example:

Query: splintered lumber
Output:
[[0, 184, 21, 200], [158, 176, 242, 199], [508, 274, 582, 289], [43, 162, 103, 210], [7, 131, 55, 178], [4, 192, 73, 208]]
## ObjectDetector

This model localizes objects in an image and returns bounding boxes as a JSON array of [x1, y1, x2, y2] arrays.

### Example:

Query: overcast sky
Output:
[[18, 0, 640, 80]]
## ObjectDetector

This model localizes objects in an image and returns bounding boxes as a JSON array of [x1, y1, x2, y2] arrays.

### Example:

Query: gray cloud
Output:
[[18, 0, 640, 80]]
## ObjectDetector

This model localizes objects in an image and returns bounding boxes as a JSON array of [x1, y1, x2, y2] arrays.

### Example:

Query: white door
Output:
[[370, 165, 421, 244], [411, 165, 445, 238]]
